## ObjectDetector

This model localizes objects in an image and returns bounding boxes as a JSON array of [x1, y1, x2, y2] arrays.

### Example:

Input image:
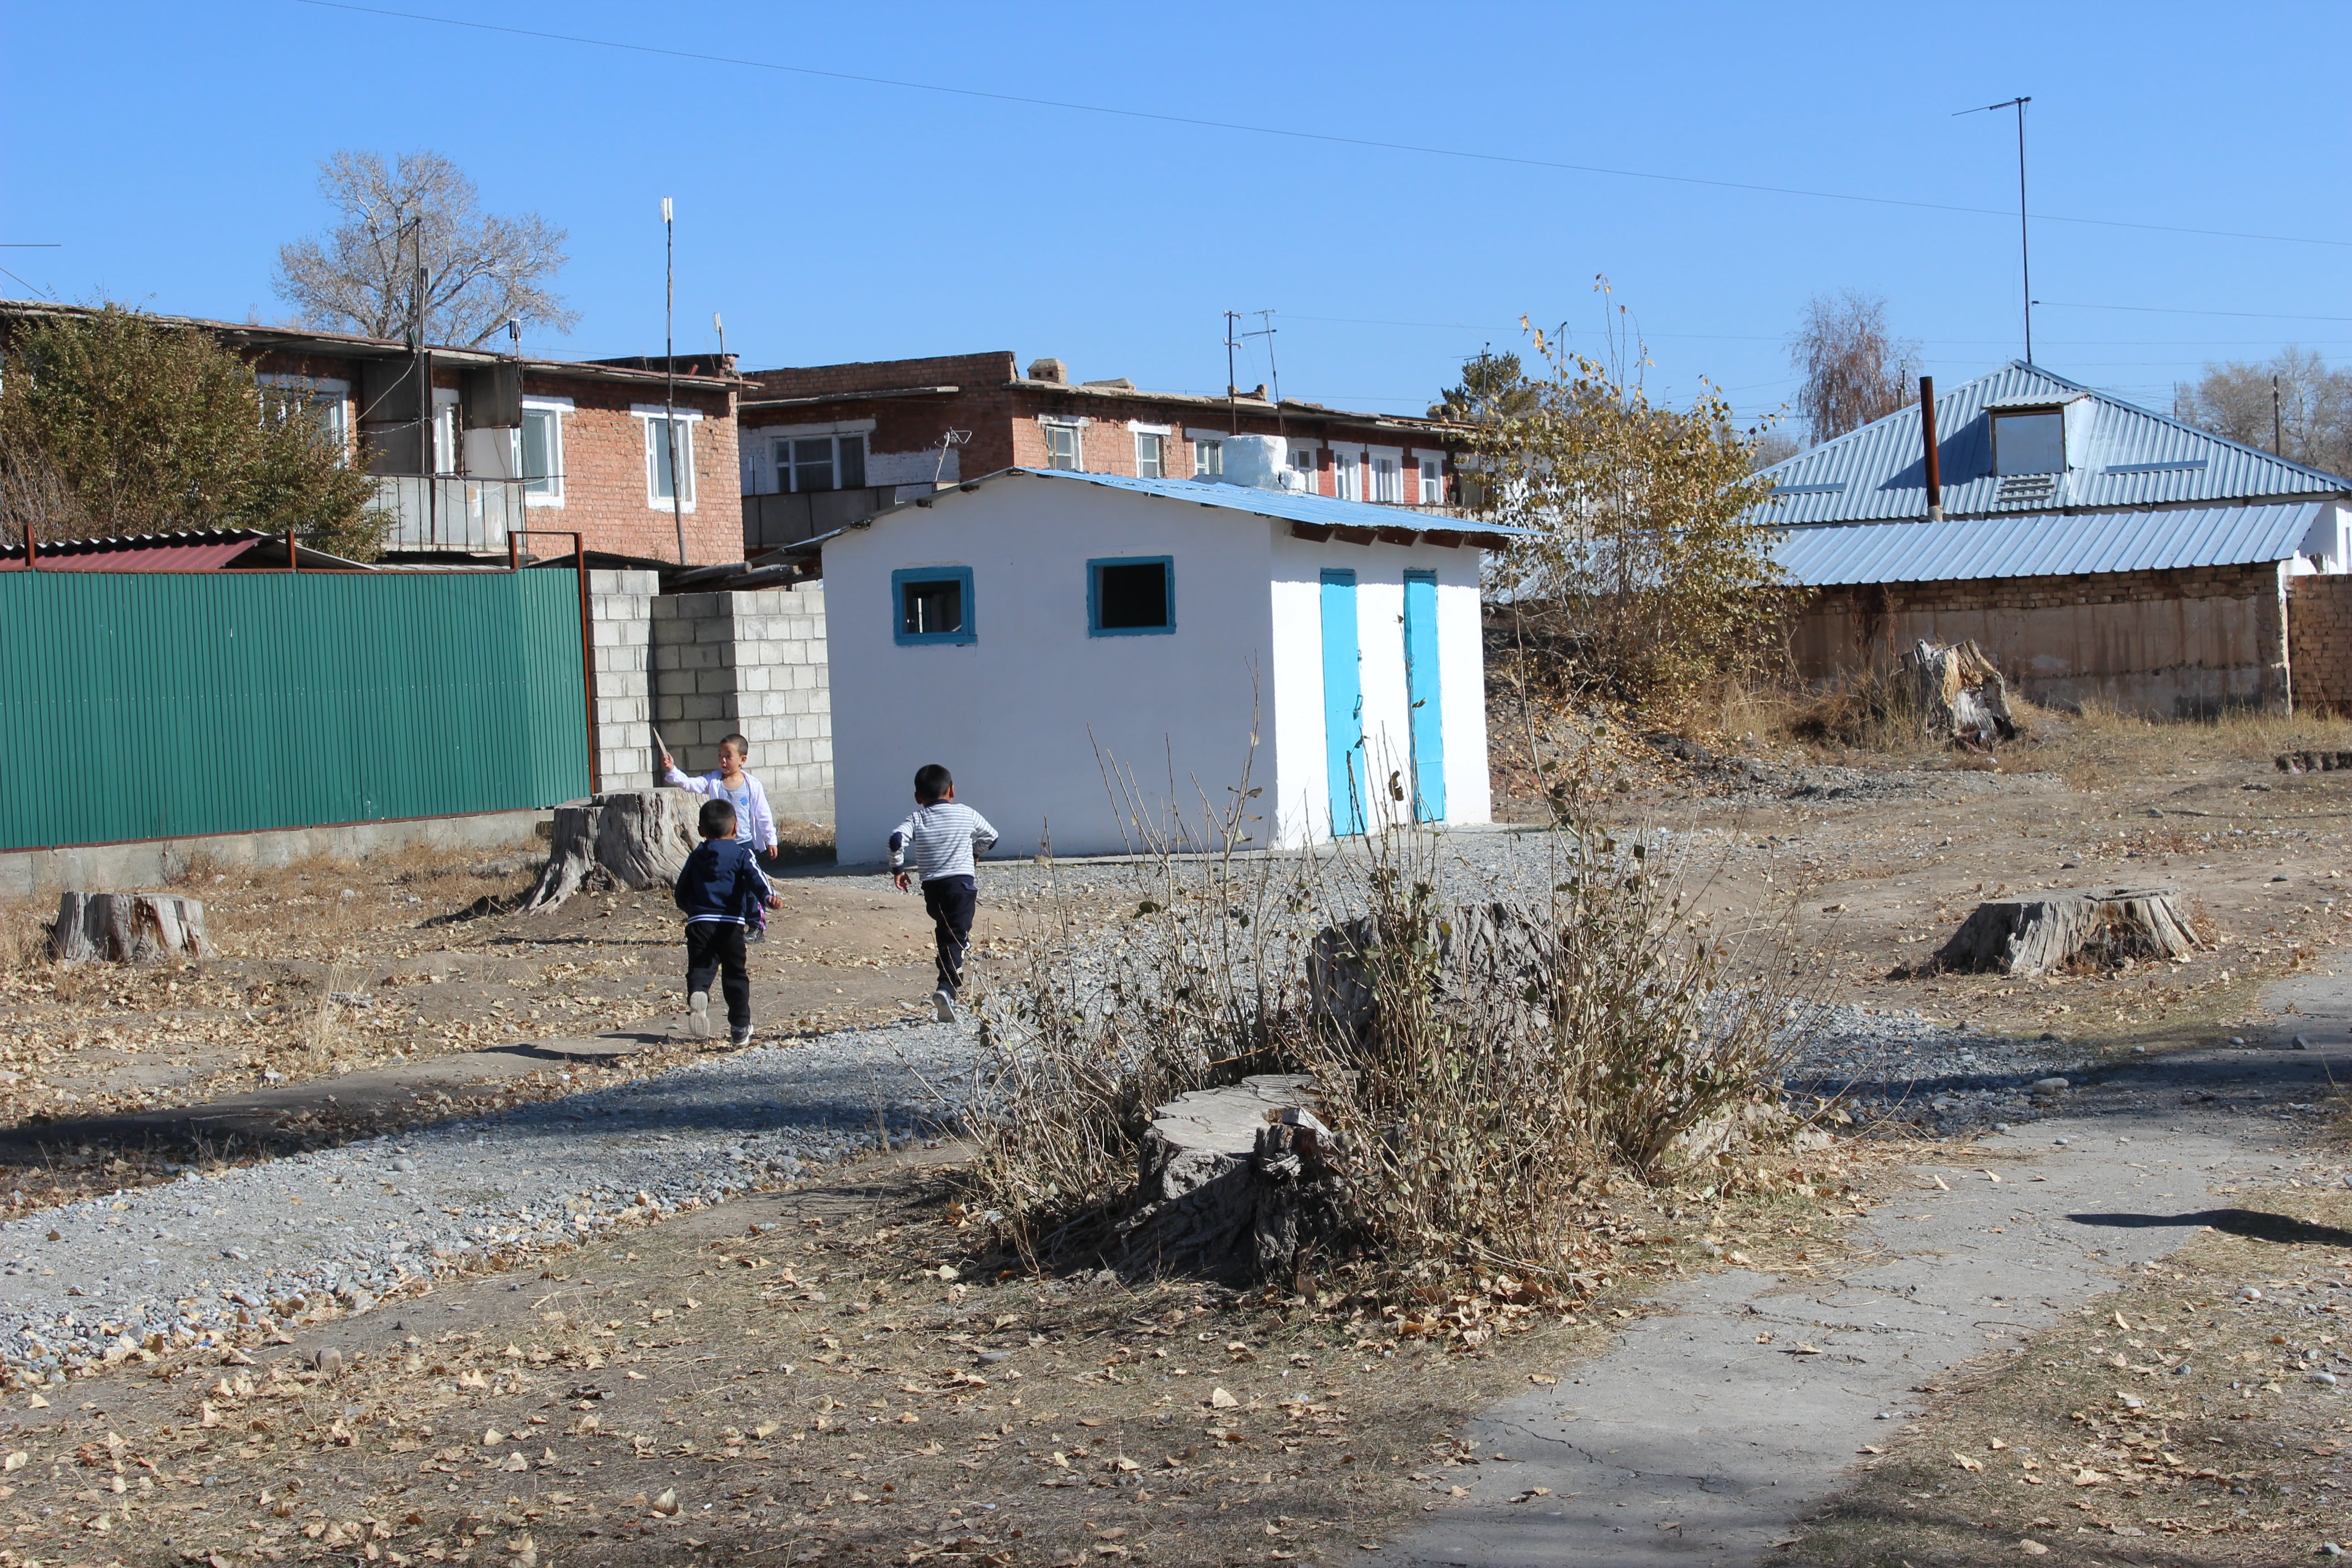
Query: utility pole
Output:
[[1223, 310, 1242, 435], [1958, 96, 2034, 363], [663, 197, 685, 565], [2274, 373, 2283, 456]]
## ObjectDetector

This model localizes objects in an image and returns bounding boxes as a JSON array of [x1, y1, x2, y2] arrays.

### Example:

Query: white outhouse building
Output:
[[819, 451, 1504, 862]]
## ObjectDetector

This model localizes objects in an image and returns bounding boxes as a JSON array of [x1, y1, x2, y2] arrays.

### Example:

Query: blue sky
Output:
[[4, 1, 2347, 433]]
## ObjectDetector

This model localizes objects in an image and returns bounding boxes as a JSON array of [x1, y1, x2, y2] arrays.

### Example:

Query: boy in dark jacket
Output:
[[673, 798, 781, 1046]]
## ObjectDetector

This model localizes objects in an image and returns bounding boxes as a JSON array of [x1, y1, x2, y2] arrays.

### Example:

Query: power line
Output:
[[299, 0, 2352, 252], [2038, 300, 2352, 325]]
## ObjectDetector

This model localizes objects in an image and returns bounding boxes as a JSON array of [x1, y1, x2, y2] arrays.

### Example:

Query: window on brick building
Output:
[[1332, 449, 1362, 500], [1193, 439, 1223, 477], [643, 414, 697, 509], [1371, 455, 1402, 504], [1043, 421, 1083, 470], [520, 404, 566, 503], [1134, 432, 1165, 479], [1288, 445, 1318, 493], [1418, 456, 1443, 505], [781, 433, 867, 493]]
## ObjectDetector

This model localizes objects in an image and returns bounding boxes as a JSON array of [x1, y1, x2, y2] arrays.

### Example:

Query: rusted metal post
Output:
[[508, 532, 520, 572], [286, 526, 299, 573], [574, 531, 600, 795], [22, 516, 35, 572], [1920, 376, 1943, 522]]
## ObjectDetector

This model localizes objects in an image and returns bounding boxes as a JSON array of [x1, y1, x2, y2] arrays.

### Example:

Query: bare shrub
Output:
[[1780, 665, 1927, 753], [965, 787, 1808, 1299]]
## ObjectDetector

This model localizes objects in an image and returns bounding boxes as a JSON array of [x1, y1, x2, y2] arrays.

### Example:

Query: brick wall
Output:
[[2290, 575, 2352, 713], [1791, 561, 2292, 718], [526, 375, 739, 565], [588, 569, 659, 792], [650, 586, 832, 827]]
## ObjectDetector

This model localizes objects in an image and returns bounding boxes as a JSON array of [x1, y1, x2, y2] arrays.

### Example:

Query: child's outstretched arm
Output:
[[659, 751, 716, 797]]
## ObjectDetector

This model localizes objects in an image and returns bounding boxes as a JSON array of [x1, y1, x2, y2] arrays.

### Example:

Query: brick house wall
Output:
[[1791, 561, 2293, 718], [736, 352, 1466, 547], [523, 373, 739, 564], [2290, 575, 2352, 714]]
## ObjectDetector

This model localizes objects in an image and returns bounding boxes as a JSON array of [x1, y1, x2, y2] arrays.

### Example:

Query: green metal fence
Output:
[[0, 569, 590, 853]]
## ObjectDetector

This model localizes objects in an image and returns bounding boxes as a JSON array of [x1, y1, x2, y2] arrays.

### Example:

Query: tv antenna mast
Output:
[[1240, 309, 1283, 436], [931, 428, 972, 485], [1957, 95, 2034, 363]]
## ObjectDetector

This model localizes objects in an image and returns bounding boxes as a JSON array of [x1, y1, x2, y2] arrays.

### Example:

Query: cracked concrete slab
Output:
[[1367, 970, 2347, 1567]]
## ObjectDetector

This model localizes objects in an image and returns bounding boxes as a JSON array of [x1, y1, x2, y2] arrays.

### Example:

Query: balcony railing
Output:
[[373, 475, 531, 553]]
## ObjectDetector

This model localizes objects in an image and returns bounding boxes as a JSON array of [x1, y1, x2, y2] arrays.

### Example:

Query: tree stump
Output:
[[1113, 1075, 1333, 1283], [1908, 638, 2019, 748], [523, 789, 700, 912], [1926, 885, 2200, 977], [50, 892, 213, 963], [1307, 901, 1548, 1044]]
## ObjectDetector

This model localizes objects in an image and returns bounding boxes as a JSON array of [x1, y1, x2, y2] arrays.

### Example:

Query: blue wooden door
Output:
[[1402, 570, 1446, 822], [1319, 568, 1365, 836]]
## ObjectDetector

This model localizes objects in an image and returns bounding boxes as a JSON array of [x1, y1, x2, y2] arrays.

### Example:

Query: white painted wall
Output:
[[826, 480, 1276, 862], [825, 475, 1492, 863]]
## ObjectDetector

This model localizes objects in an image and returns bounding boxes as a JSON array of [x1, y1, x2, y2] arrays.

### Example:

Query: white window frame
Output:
[[1368, 446, 1405, 504], [1191, 437, 1224, 477], [1133, 431, 1167, 479], [776, 431, 868, 494], [1040, 417, 1086, 471], [258, 373, 353, 462], [519, 396, 573, 506], [1412, 447, 1446, 505], [744, 417, 875, 495], [1285, 441, 1321, 494], [1331, 447, 1364, 501], [633, 405, 704, 511], [430, 387, 462, 476]]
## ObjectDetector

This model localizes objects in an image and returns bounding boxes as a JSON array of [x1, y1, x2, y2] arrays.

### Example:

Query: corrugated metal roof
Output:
[[1752, 363, 2351, 527], [1773, 501, 2329, 586], [0, 529, 373, 572], [826, 466, 1524, 547]]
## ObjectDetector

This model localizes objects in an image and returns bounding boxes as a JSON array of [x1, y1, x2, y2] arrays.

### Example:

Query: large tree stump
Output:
[[1308, 901, 1549, 1045], [1908, 638, 2019, 748], [1927, 885, 2200, 977], [1113, 1075, 1333, 1283], [51, 892, 213, 963], [523, 789, 699, 912]]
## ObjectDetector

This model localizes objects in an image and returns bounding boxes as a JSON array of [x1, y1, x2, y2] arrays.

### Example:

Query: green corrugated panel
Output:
[[0, 570, 591, 853]]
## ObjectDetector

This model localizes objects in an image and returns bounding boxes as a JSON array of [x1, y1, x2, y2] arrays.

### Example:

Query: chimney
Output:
[[1027, 357, 1067, 384], [1919, 376, 1943, 522]]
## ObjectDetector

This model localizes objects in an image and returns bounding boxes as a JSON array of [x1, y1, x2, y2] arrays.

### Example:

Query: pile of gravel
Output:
[[1794, 1001, 2096, 1136], [0, 1019, 986, 1380]]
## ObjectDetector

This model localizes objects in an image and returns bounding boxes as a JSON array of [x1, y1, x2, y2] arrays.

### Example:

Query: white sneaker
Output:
[[933, 989, 956, 1023], [686, 991, 711, 1039]]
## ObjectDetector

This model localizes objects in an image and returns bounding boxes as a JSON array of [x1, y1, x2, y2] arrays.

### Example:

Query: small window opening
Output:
[[1090, 558, 1173, 635], [1993, 410, 2066, 476], [1044, 423, 1082, 470]]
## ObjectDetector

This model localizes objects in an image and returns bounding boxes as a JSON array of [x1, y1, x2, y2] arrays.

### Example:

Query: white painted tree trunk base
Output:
[[50, 892, 213, 963]]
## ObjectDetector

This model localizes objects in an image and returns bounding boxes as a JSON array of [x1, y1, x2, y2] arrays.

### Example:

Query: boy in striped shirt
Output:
[[889, 764, 998, 1023]]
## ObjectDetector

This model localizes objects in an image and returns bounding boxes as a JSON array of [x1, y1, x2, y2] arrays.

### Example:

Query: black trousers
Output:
[[684, 921, 752, 1030], [922, 875, 977, 997]]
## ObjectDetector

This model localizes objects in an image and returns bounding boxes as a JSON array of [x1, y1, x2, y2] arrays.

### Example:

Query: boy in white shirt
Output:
[[888, 764, 997, 1023]]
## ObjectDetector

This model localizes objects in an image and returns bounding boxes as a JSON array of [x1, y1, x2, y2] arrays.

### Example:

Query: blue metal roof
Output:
[[856, 466, 1524, 537], [1773, 500, 2331, 586], [1752, 363, 2350, 527]]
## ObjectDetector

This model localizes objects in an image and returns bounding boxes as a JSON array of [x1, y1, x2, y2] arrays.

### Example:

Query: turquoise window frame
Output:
[[1086, 555, 1176, 637], [892, 566, 976, 646]]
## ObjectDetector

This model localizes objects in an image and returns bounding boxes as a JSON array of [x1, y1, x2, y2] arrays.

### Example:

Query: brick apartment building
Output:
[[734, 350, 1469, 552], [0, 301, 746, 565]]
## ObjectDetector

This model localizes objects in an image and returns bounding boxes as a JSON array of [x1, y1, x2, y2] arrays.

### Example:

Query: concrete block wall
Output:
[[2291, 575, 2352, 714], [650, 583, 832, 826], [589, 569, 660, 792]]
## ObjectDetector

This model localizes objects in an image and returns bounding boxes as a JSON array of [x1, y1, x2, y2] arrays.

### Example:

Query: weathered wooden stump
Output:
[[1926, 885, 2200, 977], [1909, 637, 2019, 747], [1113, 1074, 1333, 1283], [1308, 902, 1548, 1044], [51, 892, 213, 963], [523, 790, 699, 912]]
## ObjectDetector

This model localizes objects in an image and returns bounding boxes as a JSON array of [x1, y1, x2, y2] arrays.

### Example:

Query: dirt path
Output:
[[1369, 963, 2352, 1568]]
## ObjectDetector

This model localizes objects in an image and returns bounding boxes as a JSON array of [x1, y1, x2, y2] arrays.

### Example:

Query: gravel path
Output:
[[0, 1019, 983, 1378], [0, 826, 2100, 1378]]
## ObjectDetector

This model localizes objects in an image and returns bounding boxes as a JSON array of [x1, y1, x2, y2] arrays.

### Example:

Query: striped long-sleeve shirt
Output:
[[887, 803, 999, 882]]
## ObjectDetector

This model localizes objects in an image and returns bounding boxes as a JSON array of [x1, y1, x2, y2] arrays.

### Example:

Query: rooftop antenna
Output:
[[1242, 309, 1283, 437], [1222, 310, 1243, 435], [663, 196, 685, 564], [931, 427, 972, 485], [713, 310, 726, 362], [1957, 95, 2034, 364], [506, 318, 520, 358]]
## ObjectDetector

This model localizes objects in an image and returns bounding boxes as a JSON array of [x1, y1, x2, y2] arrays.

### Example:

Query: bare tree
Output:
[[2177, 347, 2352, 478], [274, 150, 580, 348], [1789, 289, 1918, 446]]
